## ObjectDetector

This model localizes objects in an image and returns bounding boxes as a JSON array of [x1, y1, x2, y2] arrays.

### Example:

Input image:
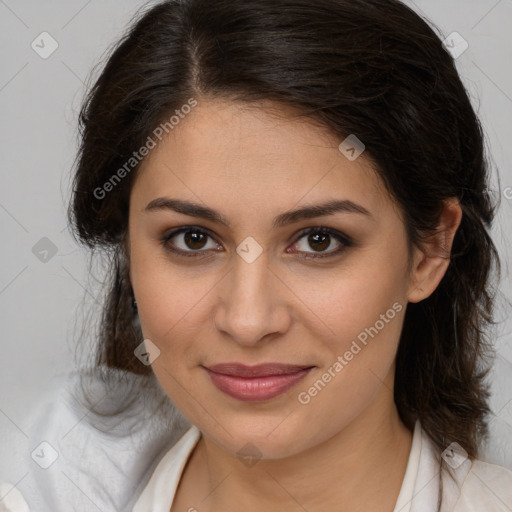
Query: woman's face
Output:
[[128, 98, 422, 458]]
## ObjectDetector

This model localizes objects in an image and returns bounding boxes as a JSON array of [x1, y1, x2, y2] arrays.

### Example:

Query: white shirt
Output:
[[132, 419, 512, 511], [1, 371, 511, 511]]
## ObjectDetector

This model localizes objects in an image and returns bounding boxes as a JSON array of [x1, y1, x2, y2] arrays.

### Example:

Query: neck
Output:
[[188, 380, 413, 512]]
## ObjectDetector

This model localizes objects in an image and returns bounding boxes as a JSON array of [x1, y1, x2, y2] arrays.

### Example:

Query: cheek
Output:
[[132, 229, 408, 355], [287, 248, 408, 423], [290, 247, 408, 352], [129, 238, 223, 369], [292, 273, 406, 448], [131, 256, 213, 405], [133, 262, 215, 341]]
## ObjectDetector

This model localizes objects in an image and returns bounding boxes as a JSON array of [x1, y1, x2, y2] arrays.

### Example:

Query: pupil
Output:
[[185, 231, 207, 250], [309, 233, 329, 252]]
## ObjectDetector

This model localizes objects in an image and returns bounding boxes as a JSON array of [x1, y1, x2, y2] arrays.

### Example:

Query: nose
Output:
[[213, 252, 292, 347]]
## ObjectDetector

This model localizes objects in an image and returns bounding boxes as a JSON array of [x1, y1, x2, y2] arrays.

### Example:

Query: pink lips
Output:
[[203, 363, 314, 402]]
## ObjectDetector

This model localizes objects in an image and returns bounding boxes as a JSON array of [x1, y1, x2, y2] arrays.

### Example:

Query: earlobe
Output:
[[406, 198, 462, 304]]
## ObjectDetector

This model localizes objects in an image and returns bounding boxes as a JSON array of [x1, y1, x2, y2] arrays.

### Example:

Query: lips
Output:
[[203, 363, 315, 402], [205, 363, 314, 378]]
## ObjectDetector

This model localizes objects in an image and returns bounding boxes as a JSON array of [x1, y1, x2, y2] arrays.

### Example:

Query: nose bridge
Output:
[[233, 251, 271, 302], [214, 251, 290, 345]]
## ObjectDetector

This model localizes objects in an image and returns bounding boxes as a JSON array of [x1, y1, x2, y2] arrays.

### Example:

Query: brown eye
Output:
[[160, 225, 352, 260], [161, 227, 221, 257], [290, 227, 353, 259], [307, 232, 331, 252], [183, 231, 208, 250]]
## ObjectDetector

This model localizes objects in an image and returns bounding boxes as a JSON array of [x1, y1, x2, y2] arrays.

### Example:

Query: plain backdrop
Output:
[[1, 0, 512, 480]]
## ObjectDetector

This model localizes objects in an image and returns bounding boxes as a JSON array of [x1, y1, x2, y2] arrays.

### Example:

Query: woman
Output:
[[2, 0, 511, 510]]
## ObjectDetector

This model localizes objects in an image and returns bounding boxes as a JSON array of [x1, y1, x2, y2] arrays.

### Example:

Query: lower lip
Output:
[[203, 367, 314, 402]]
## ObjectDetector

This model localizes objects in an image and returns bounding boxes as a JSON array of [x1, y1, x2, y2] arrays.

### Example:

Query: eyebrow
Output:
[[144, 198, 373, 229]]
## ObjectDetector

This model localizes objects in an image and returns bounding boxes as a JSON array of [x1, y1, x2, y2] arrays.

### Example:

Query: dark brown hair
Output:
[[68, 0, 502, 464]]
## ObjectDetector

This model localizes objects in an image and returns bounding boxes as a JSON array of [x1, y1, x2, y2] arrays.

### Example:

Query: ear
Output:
[[407, 198, 462, 303]]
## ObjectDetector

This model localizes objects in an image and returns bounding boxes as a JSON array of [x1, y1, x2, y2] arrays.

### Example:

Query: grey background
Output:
[[1, 0, 511, 475]]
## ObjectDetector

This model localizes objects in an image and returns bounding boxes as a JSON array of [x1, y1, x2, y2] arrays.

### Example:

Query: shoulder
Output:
[[1, 369, 191, 512], [132, 424, 202, 511], [455, 459, 512, 511], [0, 483, 30, 512], [415, 426, 512, 511]]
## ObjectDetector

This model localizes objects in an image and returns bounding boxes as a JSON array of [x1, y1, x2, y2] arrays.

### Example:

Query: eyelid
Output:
[[288, 226, 353, 259], [293, 226, 352, 247], [160, 225, 353, 259], [160, 226, 221, 257]]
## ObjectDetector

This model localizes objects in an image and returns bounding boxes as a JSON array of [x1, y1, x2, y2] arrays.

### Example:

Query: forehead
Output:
[[131, 98, 392, 224]]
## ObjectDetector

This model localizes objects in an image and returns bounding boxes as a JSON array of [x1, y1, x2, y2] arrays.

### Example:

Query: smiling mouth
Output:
[[204, 362, 314, 377], [202, 363, 315, 402]]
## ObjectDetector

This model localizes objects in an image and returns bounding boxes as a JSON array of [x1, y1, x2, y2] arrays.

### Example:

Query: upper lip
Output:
[[204, 363, 314, 378]]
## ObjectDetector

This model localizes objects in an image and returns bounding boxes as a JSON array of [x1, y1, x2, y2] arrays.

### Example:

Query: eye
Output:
[[160, 225, 352, 259], [160, 226, 222, 257], [288, 226, 352, 259]]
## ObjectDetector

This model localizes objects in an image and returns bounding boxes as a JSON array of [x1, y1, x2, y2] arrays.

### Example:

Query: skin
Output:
[[127, 97, 462, 512]]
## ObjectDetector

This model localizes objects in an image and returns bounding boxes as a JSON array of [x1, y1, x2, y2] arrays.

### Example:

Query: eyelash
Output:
[[159, 226, 353, 260]]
